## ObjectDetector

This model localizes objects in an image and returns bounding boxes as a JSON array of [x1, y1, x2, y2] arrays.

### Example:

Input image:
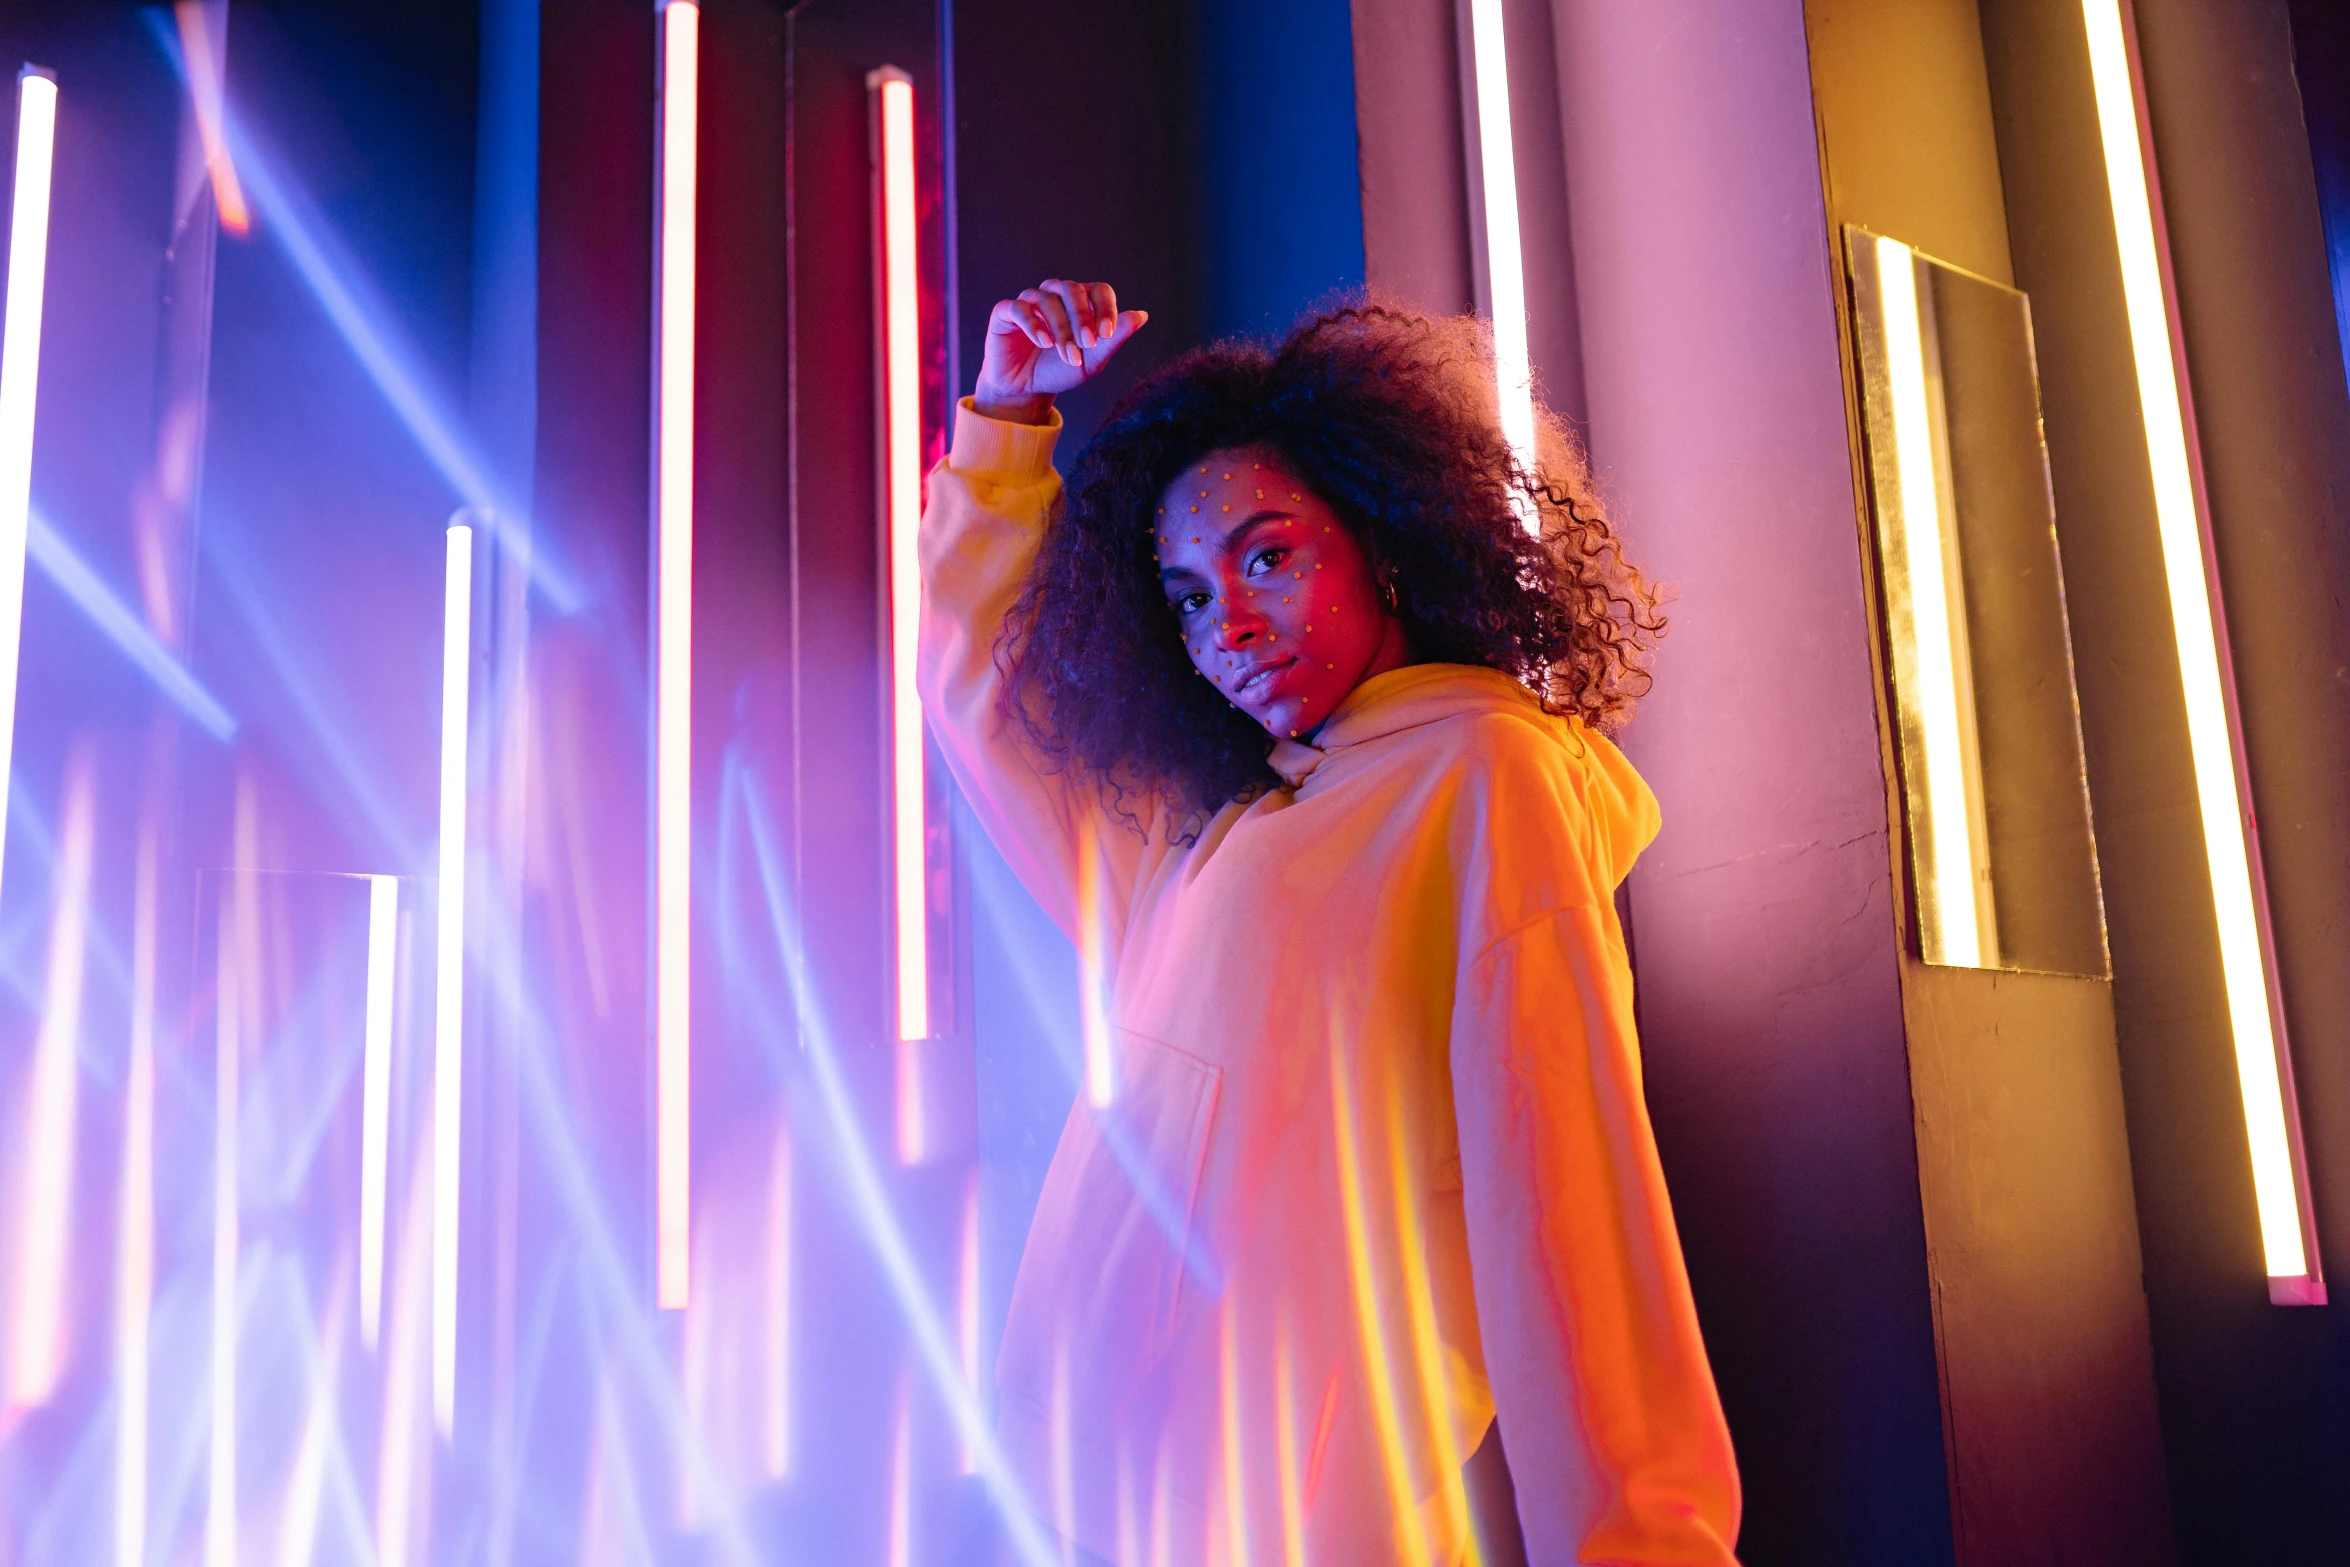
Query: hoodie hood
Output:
[[1267, 662, 1661, 889]]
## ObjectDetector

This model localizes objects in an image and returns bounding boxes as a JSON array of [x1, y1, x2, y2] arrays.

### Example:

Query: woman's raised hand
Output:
[[972, 279, 1147, 426]]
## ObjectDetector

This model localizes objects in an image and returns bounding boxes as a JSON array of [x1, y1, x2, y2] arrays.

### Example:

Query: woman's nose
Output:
[[1215, 599, 1266, 651]]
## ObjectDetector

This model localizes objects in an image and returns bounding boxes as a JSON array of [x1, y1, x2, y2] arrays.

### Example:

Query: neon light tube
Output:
[[655, 0, 698, 1310], [0, 68, 59, 913], [2083, 0, 2323, 1303], [115, 812, 160, 1567], [763, 1120, 792, 1479], [1875, 237, 1991, 968], [874, 67, 930, 1048], [361, 873, 398, 1351], [1463, 0, 1536, 514], [434, 521, 473, 1432], [210, 786, 259, 1567], [8, 747, 95, 1411], [1076, 819, 1114, 1108]]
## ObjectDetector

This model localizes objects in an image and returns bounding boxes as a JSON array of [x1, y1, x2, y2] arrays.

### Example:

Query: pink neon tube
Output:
[[877, 72, 929, 1052], [656, 0, 699, 1310]]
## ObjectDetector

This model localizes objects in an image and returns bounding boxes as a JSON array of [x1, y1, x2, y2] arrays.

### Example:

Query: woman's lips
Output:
[[1235, 656, 1295, 698]]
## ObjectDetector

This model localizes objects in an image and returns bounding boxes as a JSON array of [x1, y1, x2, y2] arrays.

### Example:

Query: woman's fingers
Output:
[[1039, 277, 1094, 347], [990, 296, 1031, 344], [1087, 282, 1118, 343], [1102, 308, 1148, 352], [1049, 279, 1097, 358], [987, 296, 1046, 352], [1020, 286, 1083, 366]]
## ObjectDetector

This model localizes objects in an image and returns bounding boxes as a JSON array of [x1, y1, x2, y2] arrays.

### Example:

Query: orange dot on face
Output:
[[1255, 490, 1264, 500], [1222, 504, 1231, 512], [1222, 473, 1232, 480], [1290, 493, 1301, 501]]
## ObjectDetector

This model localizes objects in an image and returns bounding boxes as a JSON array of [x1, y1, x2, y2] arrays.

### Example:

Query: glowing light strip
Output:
[[655, 0, 698, 1309], [434, 521, 473, 1430], [1218, 1303, 1251, 1567], [209, 784, 258, 1567], [0, 69, 58, 912], [28, 509, 236, 739], [9, 747, 95, 1409], [763, 1120, 792, 1479], [887, 1375, 913, 1567], [2082, 0, 2321, 1301], [115, 810, 161, 1567], [1464, 0, 1537, 514], [1076, 819, 1115, 1108], [1875, 237, 1987, 968], [874, 69, 930, 1049], [1328, 1044, 1435, 1555], [361, 873, 398, 1350], [172, 0, 248, 234], [957, 1174, 980, 1475]]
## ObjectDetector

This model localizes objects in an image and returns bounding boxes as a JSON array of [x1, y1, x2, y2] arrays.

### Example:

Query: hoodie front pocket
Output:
[[997, 1027, 1221, 1413]]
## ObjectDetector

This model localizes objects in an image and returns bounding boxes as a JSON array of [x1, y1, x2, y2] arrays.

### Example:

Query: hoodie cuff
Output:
[[949, 397, 1063, 483]]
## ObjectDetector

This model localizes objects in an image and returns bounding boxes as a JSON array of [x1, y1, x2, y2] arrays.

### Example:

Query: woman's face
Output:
[[1154, 447, 1410, 741]]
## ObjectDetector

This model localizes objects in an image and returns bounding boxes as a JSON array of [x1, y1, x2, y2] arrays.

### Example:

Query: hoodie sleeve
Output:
[[918, 399, 1159, 945], [1448, 733, 1741, 1565]]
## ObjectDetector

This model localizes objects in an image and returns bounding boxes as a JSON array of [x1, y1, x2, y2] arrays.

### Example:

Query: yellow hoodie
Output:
[[920, 402, 1740, 1566]]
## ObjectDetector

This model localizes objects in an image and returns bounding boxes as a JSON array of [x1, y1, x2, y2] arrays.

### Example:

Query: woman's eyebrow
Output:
[[1221, 509, 1292, 550]]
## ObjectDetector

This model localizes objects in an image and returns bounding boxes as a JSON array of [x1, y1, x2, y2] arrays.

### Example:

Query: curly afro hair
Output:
[[1001, 302, 1664, 830]]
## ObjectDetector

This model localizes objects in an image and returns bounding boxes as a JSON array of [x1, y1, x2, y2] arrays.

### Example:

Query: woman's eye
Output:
[[1174, 592, 1208, 615], [1247, 548, 1288, 577]]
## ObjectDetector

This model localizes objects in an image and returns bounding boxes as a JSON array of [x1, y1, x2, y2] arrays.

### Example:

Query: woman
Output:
[[920, 279, 1739, 1566]]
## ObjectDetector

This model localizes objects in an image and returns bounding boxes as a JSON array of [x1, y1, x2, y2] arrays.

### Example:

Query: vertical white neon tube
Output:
[[2083, 0, 2322, 1302], [1876, 238, 1985, 968], [360, 873, 398, 1351], [0, 69, 59, 909], [655, 0, 699, 1311], [433, 522, 473, 1433], [115, 806, 160, 1567], [209, 885, 239, 1567], [1463, 0, 1536, 511], [210, 781, 258, 1567], [874, 70, 929, 1057]]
